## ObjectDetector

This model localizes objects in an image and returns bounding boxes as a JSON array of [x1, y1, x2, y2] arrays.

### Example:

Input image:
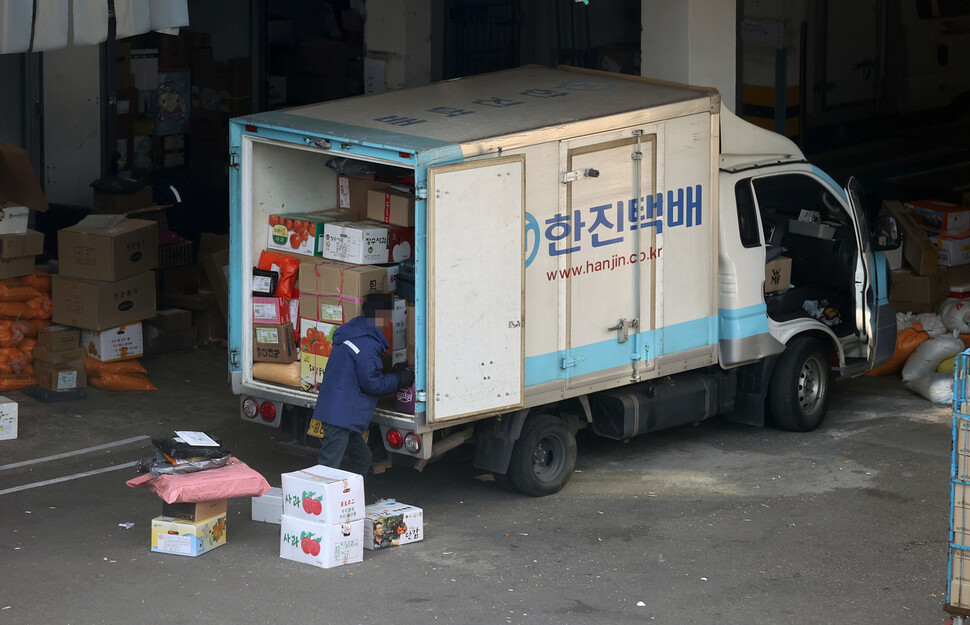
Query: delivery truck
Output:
[[229, 66, 899, 496]]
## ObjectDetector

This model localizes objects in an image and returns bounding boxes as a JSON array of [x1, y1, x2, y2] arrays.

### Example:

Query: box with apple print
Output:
[[280, 517, 363, 568], [281, 464, 364, 525]]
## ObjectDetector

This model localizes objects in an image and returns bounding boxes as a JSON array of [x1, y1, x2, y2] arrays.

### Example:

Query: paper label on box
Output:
[[253, 303, 278, 320], [157, 533, 192, 555], [252, 275, 273, 293], [339, 177, 351, 208], [319, 303, 343, 323], [255, 328, 280, 344], [56, 371, 78, 390]]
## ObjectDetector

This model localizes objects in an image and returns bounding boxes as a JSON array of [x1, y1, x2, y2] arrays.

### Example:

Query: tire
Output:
[[506, 414, 577, 496], [767, 337, 832, 432]]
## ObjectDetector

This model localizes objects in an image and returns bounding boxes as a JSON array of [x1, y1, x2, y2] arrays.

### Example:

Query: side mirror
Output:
[[872, 214, 901, 251]]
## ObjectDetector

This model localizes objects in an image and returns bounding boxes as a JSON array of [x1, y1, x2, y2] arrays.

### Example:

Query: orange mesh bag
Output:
[[0, 320, 31, 347], [88, 372, 157, 391], [27, 270, 51, 294], [86, 357, 147, 375], [0, 297, 52, 319], [0, 373, 36, 391], [866, 323, 931, 376]]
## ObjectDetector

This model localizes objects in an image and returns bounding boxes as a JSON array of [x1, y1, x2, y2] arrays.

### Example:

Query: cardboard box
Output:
[[0, 256, 35, 279], [0, 229, 43, 258], [34, 358, 87, 391], [907, 199, 970, 236], [150, 513, 227, 557], [298, 260, 388, 324], [337, 174, 386, 217], [253, 296, 288, 325], [0, 142, 50, 213], [200, 248, 230, 324], [161, 499, 228, 522], [889, 270, 948, 305], [764, 256, 792, 293], [81, 323, 144, 362], [0, 397, 17, 440], [267, 211, 348, 257], [254, 323, 299, 363], [299, 318, 338, 356], [58, 217, 158, 281], [38, 325, 81, 351], [33, 346, 85, 365], [366, 187, 415, 227], [0, 205, 29, 235], [933, 234, 970, 267], [884, 200, 938, 276], [151, 308, 192, 332], [321, 221, 414, 265], [300, 351, 329, 393], [51, 272, 156, 331], [281, 464, 365, 525], [363, 501, 423, 550], [280, 517, 363, 569], [144, 325, 198, 355], [252, 487, 283, 524], [92, 186, 154, 214]]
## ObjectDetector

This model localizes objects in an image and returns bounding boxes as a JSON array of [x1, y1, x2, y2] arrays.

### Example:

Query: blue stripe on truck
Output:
[[718, 303, 769, 341], [524, 314, 719, 386]]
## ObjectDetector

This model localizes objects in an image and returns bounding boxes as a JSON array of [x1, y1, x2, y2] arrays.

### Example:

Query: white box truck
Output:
[[230, 66, 899, 495]]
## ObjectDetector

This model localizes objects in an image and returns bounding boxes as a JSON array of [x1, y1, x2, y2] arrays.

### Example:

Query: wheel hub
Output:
[[798, 357, 823, 411], [532, 435, 565, 483]]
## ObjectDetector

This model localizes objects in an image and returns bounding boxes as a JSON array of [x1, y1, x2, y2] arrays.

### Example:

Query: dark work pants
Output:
[[316, 423, 372, 478]]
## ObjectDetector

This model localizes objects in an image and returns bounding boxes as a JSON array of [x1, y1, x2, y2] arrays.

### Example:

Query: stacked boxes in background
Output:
[[280, 465, 365, 568], [34, 326, 85, 392], [151, 498, 228, 557]]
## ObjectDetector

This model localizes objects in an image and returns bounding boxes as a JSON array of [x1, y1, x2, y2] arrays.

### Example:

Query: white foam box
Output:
[[252, 486, 283, 524], [280, 464, 365, 525], [0, 396, 17, 440], [363, 501, 424, 550], [280, 516, 363, 569], [150, 513, 227, 557]]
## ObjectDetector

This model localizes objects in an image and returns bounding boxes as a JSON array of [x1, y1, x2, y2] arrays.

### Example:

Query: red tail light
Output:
[[259, 401, 277, 422], [386, 429, 404, 449]]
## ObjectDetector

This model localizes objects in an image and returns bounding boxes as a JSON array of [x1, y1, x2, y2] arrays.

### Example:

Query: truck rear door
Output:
[[845, 176, 877, 365], [425, 156, 526, 424]]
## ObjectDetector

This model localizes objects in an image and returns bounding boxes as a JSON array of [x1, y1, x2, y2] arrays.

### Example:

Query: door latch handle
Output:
[[608, 318, 629, 343]]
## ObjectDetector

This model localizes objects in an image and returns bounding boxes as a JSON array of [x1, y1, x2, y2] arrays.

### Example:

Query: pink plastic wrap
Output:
[[126, 457, 272, 503]]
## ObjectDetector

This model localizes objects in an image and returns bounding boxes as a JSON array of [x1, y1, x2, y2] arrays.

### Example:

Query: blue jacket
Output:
[[311, 316, 399, 434]]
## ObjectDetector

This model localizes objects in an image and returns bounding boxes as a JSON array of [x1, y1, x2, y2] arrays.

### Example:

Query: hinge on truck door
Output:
[[229, 349, 241, 368], [561, 355, 585, 369], [561, 168, 600, 184], [229, 151, 239, 169]]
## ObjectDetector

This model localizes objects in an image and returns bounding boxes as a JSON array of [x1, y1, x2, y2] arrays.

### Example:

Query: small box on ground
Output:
[[37, 325, 81, 351], [764, 256, 792, 293], [57, 217, 158, 281], [363, 501, 423, 550], [81, 323, 144, 362], [0, 397, 17, 440], [161, 498, 228, 522], [281, 464, 364, 525], [254, 323, 298, 363], [280, 516, 363, 568], [151, 513, 227, 557], [252, 487, 282, 524], [51, 271, 155, 330], [34, 358, 86, 391], [321, 221, 414, 265]]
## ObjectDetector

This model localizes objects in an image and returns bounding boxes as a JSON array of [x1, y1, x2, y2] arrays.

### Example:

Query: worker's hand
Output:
[[395, 367, 415, 388], [392, 361, 410, 373]]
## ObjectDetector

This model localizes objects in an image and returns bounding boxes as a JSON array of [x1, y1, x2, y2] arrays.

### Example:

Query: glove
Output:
[[392, 361, 410, 373], [395, 367, 415, 388]]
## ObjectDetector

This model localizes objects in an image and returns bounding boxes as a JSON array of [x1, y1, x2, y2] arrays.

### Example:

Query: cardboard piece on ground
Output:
[[0, 142, 49, 213]]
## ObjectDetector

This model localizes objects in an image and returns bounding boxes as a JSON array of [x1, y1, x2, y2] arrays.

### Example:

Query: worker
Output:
[[307, 293, 414, 477]]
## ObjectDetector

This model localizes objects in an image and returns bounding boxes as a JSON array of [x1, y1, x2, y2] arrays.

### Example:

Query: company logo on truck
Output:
[[526, 184, 703, 272]]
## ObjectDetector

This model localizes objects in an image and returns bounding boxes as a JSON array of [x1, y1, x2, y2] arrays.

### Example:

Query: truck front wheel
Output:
[[767, 337, 831, 432], [506, 414, 577, 496]]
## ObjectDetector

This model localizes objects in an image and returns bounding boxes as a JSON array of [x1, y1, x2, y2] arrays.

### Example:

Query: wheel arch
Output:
[[471, 403, 584, 475], [768, 318, 845, 369]]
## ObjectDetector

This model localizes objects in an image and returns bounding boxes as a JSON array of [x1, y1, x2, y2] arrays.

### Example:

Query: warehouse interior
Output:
[[0, 0, 969, 622]]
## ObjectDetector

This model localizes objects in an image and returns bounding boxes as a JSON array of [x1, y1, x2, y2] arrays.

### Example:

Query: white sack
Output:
[[902, 333, 965, 382], [940, 299, 970, 334], [905, 373, 953, 404], [915, 313, 947, 337]]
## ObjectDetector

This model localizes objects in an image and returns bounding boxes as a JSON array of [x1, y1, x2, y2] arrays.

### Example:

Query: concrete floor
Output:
[[0, 346, 954, 625]]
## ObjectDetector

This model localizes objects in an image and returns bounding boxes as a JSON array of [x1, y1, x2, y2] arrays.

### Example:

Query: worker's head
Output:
[[362, 293, 394, 326]]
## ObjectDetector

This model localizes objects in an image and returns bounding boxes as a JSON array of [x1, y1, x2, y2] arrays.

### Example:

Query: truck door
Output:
[[845, 176, 877, 363], [562, 130, 659, 388], [426, 156, 525, 424]]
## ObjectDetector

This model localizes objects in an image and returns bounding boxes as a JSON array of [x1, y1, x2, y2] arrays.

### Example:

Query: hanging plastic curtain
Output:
[[148, 0, 188, 35], [72, 0, 109, 46], [30, 0, 70, 51], [114, 0, 152, 39], [0, 0, 34, 53]]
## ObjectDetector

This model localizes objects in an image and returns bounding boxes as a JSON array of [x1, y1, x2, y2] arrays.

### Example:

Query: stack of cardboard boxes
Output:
[[33, 326, 85, 393], [886, 199, 970, 314], [151, 498, 228, 557], [250, 174, 416, 409]]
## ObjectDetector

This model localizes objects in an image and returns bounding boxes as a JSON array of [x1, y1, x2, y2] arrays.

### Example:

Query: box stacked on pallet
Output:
[[34, 325, 86, 392], [279, 465, 364, 569]]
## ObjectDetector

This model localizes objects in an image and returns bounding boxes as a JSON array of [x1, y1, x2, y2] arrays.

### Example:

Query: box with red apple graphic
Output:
[[280, 464, 364, 525], [280, 517, 363, 568]]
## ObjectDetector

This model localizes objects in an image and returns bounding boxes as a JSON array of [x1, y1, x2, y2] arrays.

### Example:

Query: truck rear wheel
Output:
[[506, 414, 576, 496], [767, 336, 831, 432]]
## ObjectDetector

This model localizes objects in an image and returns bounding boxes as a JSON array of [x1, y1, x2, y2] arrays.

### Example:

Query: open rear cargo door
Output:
[[427, 156, 525, 424]]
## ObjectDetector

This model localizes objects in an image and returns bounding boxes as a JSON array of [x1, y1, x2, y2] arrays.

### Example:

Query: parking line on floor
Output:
[[0, 435, 151, 472], [0, 462, 135, 496]]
